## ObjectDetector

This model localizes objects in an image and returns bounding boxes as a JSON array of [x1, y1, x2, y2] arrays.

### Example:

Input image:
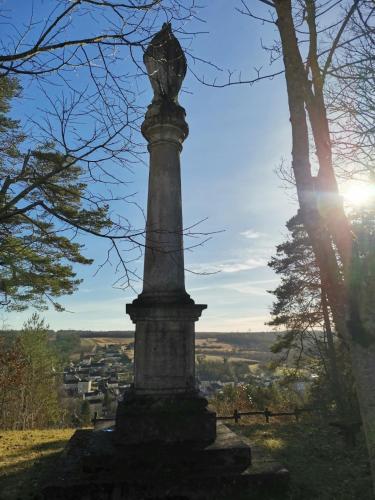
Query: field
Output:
[[76, 330, 278, 367], [0, 421, 371, 500], [80, 337, 135, 359]]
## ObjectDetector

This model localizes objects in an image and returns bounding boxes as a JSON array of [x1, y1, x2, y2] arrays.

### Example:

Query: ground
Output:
[[0, 420, 371, 500], [0, 429, 75, 500], [233, 419, 372, 500]]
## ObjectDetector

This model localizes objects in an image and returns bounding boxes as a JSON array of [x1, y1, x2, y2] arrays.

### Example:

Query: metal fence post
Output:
[[234, 409, 240, 424], [92, 411, 97, 426]]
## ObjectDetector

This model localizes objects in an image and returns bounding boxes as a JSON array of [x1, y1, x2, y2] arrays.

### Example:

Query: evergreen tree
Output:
[[268, 213, 322, 342], [268, 214, 353, 417], [0, 76, 111, 311], [349, 193, 375, 344]]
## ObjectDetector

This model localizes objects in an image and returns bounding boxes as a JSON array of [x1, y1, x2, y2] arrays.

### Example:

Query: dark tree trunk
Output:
[[274, 0, 375, 490], [321, 286, 349, 419]]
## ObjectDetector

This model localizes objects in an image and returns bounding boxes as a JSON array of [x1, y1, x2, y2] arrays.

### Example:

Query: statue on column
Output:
[[144, 22, 186, 104]]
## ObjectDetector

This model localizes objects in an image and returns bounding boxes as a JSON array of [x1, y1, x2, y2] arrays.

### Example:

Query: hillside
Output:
[[56, 330, 279, 366], [60, 329, 277, 349]]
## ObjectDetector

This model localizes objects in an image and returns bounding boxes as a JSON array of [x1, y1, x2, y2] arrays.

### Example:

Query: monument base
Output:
[[115, 391, 216, 445], [42, 424, 289, 500]]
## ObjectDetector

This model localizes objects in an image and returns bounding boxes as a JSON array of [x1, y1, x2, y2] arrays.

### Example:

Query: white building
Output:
[[78, 379, 92, 394]]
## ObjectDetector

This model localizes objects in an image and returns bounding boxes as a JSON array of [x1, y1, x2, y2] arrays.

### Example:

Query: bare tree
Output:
[[192, 0, 375, 489], [262, 0, 375, 489], [327, 0, 375, 178], [0, 1, 205, 307]]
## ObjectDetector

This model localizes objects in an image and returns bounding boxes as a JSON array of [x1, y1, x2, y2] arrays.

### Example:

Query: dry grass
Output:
[[195, 339, 233, 350], [235, 420, 372, 499], [0, 428, 75, 499], [80, 337, 133, 349], [196, 354, 224, 362], [1, 421, 370, 499]]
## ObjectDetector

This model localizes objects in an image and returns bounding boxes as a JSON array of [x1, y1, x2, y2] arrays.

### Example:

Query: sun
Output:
[[341, 182, 375, 207]]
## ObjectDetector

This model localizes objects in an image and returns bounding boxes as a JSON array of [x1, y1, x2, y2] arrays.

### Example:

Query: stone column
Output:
[[141, 100, 188, 300], [115, 24, 216, 445]]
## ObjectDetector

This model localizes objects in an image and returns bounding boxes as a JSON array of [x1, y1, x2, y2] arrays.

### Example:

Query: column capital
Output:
[[141, 98, 188, 146], [126, 302, 207, 324]]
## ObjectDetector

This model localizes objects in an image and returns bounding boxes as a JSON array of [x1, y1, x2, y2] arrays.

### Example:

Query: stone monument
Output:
[[43, 25, 289, 500], [115, 22, 216, 447]]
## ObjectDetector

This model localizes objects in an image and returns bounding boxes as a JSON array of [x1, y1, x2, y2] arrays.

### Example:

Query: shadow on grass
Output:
[[2, 439, 70, 462], [0, 443, 65, 500], [234, 419, 372, 500]]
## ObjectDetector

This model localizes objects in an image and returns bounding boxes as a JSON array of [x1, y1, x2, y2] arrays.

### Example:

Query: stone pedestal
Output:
[[42, 425, 288, 500], [127, 303, 205, 395], [116, 391, 216, 446], [116, 301, 216, 444], [116, 298, 216, 445]]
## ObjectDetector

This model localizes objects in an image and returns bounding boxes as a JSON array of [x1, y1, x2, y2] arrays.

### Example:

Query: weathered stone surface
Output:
[[126, 304, 206, 395], [67, 424, 250, 476], [143, 23, 186, 104], [42, 425, 288, 500], [115, 391, 216, 445], [140, 32, 189, 299], [117, 24, 211, 447]]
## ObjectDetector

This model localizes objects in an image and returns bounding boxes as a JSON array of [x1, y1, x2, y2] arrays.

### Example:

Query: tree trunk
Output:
[[321, 286, 349, 419], [274, 0, 375, 492]]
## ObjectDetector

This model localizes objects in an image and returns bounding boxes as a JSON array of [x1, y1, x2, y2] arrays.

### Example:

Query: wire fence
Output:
[[216, 407, 316, 423], [93, 406, 317, 428]]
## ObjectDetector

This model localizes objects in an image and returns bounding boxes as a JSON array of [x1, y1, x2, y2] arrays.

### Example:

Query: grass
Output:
[[0, 421, 372, 499], [0, 428, 75, 499], [233, 419, 373, 500]]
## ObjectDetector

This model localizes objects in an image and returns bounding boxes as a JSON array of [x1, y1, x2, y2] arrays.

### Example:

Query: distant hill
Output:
[[53, 330, 279, 364], [197, 331, 278, 350], [53, 329, 277, 347], [74, 330, 134, 339]]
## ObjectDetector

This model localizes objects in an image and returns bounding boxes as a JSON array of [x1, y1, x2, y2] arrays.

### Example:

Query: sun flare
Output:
[[342, 183, 375, 207]]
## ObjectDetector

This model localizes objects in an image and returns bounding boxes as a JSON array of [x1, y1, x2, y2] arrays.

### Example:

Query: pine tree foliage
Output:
[[268, 207, 374, 417], [0, 77, 111, 311], [268, 213, 325, 358]]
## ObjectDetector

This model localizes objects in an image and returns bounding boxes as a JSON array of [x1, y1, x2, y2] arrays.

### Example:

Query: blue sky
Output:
[[3, 0, 297, 332]]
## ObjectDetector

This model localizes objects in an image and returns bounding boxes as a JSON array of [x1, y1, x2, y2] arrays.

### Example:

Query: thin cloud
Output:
[[222, 282, 270, 296], [190, 257, 267, 274], [240, 229, 265, 239], [220, 258, 267, 273], [189, 278, 278, 294]]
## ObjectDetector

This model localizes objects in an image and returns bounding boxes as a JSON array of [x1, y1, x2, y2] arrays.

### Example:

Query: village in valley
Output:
[[59, 330, 311, 422], [62, 342, 133, 422]]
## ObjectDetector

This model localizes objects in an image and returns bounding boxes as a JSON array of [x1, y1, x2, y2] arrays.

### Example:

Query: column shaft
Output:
[[143, 138, 185, 295]]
